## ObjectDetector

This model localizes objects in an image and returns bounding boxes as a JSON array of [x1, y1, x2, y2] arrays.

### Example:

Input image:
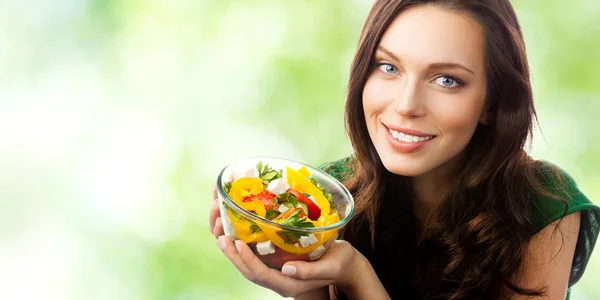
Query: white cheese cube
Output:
[[232, 166, 258, 181], [266, 178, 290, 195], [256, 240, 276, 255], [277, 204, 289, 214], [298, 234, 318, 248], [308, 245, 326, 260]]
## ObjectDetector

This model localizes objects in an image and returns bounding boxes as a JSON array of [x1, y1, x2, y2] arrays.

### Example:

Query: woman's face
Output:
[[363, 5, 488, 177]]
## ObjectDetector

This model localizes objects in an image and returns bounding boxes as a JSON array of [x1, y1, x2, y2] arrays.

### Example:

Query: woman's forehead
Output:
[[377, 5, 485, 71]]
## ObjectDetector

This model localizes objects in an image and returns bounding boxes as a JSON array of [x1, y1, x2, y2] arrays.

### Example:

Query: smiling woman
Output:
[[209, 0, 600, 299]]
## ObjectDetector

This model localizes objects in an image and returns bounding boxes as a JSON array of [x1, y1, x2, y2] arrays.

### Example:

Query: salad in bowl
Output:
[[216, 157, 355, 269]]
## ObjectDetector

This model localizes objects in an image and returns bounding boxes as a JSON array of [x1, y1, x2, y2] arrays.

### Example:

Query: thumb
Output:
[[281, 259, 339, 281], [281, 240, 350, 280]]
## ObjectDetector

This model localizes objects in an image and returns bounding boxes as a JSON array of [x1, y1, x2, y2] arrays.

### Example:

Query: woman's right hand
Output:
[[209, 184, 224, 237], [210, 184, 330, 300]]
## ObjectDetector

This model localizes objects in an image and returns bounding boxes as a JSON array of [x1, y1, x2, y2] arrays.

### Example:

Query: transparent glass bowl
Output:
[[216, 157, 355, 270]]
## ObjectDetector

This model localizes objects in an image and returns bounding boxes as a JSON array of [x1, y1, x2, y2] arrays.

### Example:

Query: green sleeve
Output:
[[317, 156, 355, 241], [533, 161, 600, 288], [317, 156, 355, 181]]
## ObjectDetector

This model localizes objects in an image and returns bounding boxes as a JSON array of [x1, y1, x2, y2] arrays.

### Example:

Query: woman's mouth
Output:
[[383, 124, 437, 153], [388, 128, 435, 143]]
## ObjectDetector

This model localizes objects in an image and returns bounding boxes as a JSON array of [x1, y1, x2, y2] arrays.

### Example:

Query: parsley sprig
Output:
[[249, 223, 262, 233], [309, 176, 335, 210], [278, 210, 315, 244], [257, 162, 283, 186], [276, 192, 299, 207], [265, 210, 279, 220]]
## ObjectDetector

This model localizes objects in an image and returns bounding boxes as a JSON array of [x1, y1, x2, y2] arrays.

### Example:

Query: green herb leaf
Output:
[[265, 210, 279, 220], [308, 176, 335, 210], [257, 161, 264, 176], [249, 224, 261, 233], [323, 190, 335, 210], [256, 162, 283, 185], [222, 202, 241, 219], [262, 170, 279, 180], [278, 192, 299, 207], [224, 182, 232, 194], [281, 210, 315, 228], [278, 230, 308, 244], [309, 177, 319, 188]]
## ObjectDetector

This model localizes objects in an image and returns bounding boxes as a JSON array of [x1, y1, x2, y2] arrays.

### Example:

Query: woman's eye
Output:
[[377, 63, 398, 74], [434, 76, 461, 89]]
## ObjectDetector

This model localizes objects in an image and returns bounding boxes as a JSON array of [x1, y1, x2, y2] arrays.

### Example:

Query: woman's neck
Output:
[[410, 157, 461, 228]]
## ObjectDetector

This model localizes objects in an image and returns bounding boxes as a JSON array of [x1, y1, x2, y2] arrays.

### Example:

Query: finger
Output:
[[217, 235, 252, 276], [234, 240, 330, 297], [213, 217, 224, 237], [282, 240, 353, 281], [209, 199, 220, 234], [234, 240, 281, 284], [213, 184, 218, 200]]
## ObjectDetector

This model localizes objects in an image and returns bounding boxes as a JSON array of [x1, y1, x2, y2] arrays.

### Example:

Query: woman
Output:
[[209, 0, 600, 299]]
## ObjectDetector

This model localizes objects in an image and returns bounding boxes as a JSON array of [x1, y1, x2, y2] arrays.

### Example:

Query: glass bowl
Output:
[[215, 157, 355, 270]]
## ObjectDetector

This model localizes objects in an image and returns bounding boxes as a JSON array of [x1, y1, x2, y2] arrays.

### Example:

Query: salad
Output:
[[221, 161, 342, 259]]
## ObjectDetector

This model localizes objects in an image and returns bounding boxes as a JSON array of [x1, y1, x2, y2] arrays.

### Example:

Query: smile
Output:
[[383, 124, 437, 153], [388, 129, 434, 143]]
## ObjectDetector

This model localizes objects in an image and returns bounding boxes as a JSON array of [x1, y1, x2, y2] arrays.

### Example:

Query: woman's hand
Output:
[[210, 184, 390, 299], [215, 235, 364, 298]]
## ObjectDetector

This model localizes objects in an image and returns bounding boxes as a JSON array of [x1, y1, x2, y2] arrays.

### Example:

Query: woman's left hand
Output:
[[216, 235, 364, 298]]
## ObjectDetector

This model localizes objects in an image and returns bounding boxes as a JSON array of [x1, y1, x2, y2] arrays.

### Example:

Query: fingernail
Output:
[[216, 236, 226, 250], [212, 199, 218, 209], [281, 265, 296, 276], [234, 240, 243, 252]]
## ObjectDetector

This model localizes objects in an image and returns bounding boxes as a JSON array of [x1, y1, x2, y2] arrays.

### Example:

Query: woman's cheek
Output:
[[431, 96, 484, 140], [362, 77, 395, 115]]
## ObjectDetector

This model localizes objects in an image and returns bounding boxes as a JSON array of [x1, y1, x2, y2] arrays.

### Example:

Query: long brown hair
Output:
[[338, 0, 568, 299]]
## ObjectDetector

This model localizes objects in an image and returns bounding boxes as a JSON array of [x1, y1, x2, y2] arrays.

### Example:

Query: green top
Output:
[[318, 156, 600, 299]]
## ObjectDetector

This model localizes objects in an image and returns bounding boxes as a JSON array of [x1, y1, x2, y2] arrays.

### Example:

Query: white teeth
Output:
[[388, 128, 434, 143], [398, 132, 406, 141]]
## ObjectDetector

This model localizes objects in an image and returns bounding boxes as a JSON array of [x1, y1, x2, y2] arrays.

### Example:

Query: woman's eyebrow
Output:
[[376, 45, 475, 75], [376, 46, 401, 62], [427, 62, 475, 75]]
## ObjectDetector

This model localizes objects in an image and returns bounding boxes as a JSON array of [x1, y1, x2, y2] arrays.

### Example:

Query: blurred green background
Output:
[[0, 0, 598, 299]]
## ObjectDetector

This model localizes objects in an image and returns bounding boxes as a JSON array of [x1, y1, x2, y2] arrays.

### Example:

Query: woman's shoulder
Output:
[[531, 160, 600, 288], [317, 155, 355, 181], [531, 160, 599, 231]]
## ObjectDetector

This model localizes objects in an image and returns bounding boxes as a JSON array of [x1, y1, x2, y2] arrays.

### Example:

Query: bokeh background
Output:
[[0, 0, 598, 299]]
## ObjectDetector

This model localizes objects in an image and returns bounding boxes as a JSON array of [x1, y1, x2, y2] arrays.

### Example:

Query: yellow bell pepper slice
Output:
[[229, 177, 264, 203], [239, 200, 266, 218], [257, 223, 338, 254], [227, 210, 269, 243], [228, 177, 266, 217], [311, 211, 341, 227], [297, 166, 312, 179], [286, 167, 330, 217]]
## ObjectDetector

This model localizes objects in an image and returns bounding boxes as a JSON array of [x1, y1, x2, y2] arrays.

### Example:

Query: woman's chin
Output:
[[380, 158, 429, 177]]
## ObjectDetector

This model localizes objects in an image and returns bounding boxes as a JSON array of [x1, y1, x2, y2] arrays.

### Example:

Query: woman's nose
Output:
[[393, 78, 427, 118]]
